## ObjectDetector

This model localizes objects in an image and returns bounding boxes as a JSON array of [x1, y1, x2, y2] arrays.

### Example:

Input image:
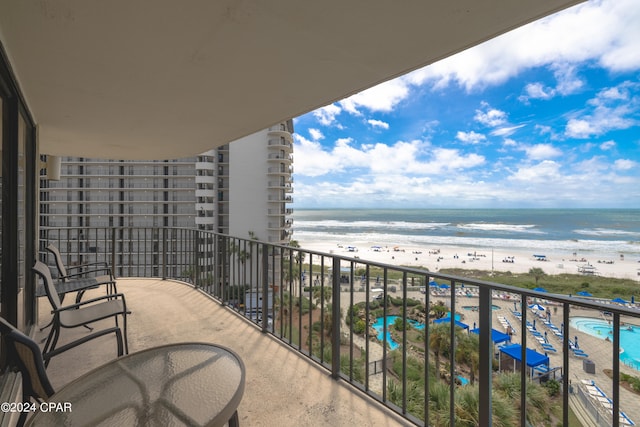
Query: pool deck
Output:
[[456, 298, 640, 426]]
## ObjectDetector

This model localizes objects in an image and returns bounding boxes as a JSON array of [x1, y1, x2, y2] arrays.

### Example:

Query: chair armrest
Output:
[[63, 267, 114, 280], [52, 293, 127, 313], [43, 327, 125, 360], [65, 261, 110, 270]]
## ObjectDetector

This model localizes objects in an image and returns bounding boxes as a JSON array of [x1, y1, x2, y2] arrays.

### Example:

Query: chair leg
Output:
[[42, 326, 60, 368], [114, 328, 124, 357], [121, 313, 129, 355], [228, 410, 240, 427]]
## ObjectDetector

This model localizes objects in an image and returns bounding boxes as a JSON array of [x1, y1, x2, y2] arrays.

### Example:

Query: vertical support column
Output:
[[331, 257, 341, 379], [478, 286, 492, 426]]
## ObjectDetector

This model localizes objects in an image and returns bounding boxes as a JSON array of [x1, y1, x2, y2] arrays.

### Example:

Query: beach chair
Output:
[[32, 261, 129, 365]]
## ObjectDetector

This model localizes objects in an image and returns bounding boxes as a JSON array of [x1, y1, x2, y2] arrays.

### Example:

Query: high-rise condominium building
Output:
[[39, 122, 294, 277]]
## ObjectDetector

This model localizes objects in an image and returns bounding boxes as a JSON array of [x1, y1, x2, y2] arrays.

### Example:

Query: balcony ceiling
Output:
[[0, 0, 582, 160]]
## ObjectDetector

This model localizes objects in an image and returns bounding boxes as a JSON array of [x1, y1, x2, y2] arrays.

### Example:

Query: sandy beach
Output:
[[298, 240, 640, 281]]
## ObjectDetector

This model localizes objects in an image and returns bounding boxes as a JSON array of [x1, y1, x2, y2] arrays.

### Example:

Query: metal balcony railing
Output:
[[39, 227, 640, 427]]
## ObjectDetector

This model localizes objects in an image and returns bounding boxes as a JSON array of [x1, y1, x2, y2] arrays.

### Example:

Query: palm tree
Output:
[[528, 267, 546, 287], [428, 323, 451, 374]]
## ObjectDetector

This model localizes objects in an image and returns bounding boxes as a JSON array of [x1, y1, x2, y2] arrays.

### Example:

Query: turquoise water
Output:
[[372, 316, 425, 350], [570, 317, 640, 370], [456, 375, 469, 386]]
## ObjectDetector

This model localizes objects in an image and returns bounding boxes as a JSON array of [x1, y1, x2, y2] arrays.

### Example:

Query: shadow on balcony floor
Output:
[[35, 278, 407, 427]]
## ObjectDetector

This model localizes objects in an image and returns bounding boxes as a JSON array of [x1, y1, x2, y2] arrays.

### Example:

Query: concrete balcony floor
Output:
[[35, 278, 407, 427]]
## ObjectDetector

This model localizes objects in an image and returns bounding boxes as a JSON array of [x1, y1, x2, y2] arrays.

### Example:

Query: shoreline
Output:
[[297, 240, 640, 282]]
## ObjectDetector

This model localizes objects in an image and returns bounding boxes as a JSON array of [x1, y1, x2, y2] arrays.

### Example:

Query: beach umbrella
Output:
[[429, 281, 438, 287], [439, 283, 450, 289], [612, 297, 627, 304], [529, 304, 545, 311], [577, 291, 593, 297], [533, 287, 547, 293]]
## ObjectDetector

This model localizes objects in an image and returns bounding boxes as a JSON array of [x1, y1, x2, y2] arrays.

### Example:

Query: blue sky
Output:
[[291, 0, 640, 209]]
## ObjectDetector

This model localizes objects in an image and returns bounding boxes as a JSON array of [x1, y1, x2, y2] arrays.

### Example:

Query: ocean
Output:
[[292, 209, 640, 259]]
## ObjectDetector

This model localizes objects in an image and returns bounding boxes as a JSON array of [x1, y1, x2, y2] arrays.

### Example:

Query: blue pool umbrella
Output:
[[499, 344, 549, 369], [439, 284, 450, 289], [429, 281, 438, 287], [433, 317, 468, 329], [533, 287, 547, 293], [529, 304, 545, 311], [470, 328, 511, 344], [612, 297, 628, 304], [577, 291, 593, 297]]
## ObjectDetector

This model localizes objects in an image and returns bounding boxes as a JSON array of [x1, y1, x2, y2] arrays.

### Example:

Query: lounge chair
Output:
[[32, 261, 129, 365], [0, 317, 123, 427]]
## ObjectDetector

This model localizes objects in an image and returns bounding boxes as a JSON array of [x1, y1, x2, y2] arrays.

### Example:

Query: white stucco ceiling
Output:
[[0, 0, 583, 160]]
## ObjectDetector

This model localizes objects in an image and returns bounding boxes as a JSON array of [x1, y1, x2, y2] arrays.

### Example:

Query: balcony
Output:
[[36, 279, 400, 426], [34, 227, 640, 426]]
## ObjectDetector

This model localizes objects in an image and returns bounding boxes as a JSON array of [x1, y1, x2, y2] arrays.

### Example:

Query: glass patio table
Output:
[[27, 342, 245, 427]]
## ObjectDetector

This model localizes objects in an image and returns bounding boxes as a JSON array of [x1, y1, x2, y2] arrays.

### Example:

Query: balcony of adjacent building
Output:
[[25, 226, 640, 427]]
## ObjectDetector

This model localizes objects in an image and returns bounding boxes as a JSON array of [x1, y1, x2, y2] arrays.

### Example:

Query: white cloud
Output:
[[510, 160, 562, 181], [474, 103, 508, 127], [491, 125, 525, 137], [523, 82, 554, 100], [600, 140, 616, 150], [614, 158, 637, 170], [313, 104, 342, 126], [456, 131, 486, 144], [367, 119, 389, 130], [339, 79, 410, 114], [522, 144, 563, 160], [565, 82, 639, 138], [293, 135, 343, 177], [404, 0, 640, 91], [565, 119, 594, 138], [308, 128, 324, 141]]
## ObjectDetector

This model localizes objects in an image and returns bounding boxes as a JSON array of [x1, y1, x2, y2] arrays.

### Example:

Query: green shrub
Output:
[[353, 319, 366, 334], [544, 379, 561, 397]]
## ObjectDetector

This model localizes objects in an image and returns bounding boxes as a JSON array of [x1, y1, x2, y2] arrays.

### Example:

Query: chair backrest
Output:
[[0, 317, 55, 400], [46, 243, 69, 281], [32, 261, 63, 310]]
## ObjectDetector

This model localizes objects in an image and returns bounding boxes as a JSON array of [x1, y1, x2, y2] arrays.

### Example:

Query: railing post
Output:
[[162, 227, 167, 280], [478, 286, 492, 426], [194, 230, 200, 288], [261, 245, 269, 332], [111, 227, 116, 277], [331, 257, 341, 379]]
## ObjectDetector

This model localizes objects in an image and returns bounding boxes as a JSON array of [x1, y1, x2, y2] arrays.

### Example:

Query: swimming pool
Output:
[[570, 317, 640, 370], [372, 316, 425, 350]]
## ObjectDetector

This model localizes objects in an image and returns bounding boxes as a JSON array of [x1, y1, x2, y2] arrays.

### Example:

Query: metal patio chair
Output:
[[0, 317, 123, 426], [46, 243, 118, 299], [32, 261, 129, 365]]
